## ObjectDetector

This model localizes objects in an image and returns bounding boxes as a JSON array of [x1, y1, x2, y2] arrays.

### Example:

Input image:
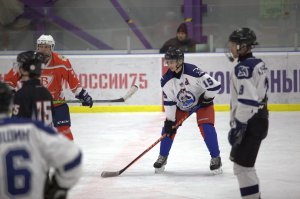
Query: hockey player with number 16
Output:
[[154, 47, 222, 174], [226, 27, 269, 199]]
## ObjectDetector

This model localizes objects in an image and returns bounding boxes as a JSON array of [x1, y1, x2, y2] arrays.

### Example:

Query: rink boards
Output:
[[1, 52, 299, 112]]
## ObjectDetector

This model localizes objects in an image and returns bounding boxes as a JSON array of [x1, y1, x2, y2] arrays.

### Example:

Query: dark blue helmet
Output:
[[229, 27, 258, 46], [17, 51, 45, 77], [165, 47, 184, 61]]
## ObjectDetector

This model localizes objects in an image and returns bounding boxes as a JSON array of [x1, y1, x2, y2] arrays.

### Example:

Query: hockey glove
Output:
[[44, 176, 68, 199], [197, 92, 214, 107], [228, 119, 247, 146], [164, 120, 177, 137], [76, 89, 93, 108]]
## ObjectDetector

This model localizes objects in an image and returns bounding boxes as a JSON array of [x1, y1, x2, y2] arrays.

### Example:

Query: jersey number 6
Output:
[[3, 148, 31, 197]]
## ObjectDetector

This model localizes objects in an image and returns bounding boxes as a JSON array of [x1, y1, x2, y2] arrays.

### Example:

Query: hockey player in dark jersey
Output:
[[154, 47, 222, 174], [11, 51, 53, 126], [226, 28, 269, 199]]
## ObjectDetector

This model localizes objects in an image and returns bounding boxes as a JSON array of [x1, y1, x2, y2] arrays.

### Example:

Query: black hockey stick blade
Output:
[[101, 171, 121, 178], [101, 167, 127, 178]]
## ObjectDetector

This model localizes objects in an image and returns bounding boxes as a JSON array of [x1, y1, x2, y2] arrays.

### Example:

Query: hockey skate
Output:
[[153, 155, 168, 174], [210, 156, 223, 175]]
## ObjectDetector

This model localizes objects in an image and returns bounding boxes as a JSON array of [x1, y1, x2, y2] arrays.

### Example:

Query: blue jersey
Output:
[[0, 116, 82, 199]]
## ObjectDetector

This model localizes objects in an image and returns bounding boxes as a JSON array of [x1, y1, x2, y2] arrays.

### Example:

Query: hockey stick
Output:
[[101, 104, 201, 178], [53, 85, 138, 104]]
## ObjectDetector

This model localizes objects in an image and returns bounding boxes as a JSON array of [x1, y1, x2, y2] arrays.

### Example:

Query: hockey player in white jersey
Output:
[[226, 28, 269, 199], [154, 47, 222, 174], [0, 81, 82, 199]]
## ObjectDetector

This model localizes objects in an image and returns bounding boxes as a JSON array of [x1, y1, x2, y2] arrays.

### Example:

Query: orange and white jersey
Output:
[[40, 52, 81, 102], [4, 64, 22, 91], [4, 52, 82, 105]]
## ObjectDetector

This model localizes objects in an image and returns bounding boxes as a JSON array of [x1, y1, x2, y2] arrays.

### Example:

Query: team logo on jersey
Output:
[[185, 78, 190, 85], [40, 75, 54, 88], [258, 64, 268, 75], [176, 89, 195, 109], [179, 79, 190, 87], [193, 68, 203, 76], [58, 54, 68, 61], [237, 65, 250, 78]]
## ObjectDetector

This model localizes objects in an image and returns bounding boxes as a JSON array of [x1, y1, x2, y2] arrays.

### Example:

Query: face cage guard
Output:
[[224, 42, 257, 62], [36, 42, 55, 51], [224, 43, 235, 62]]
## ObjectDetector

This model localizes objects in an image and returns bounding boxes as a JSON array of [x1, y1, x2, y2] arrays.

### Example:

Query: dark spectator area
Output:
[[0, 0, 299, 53]]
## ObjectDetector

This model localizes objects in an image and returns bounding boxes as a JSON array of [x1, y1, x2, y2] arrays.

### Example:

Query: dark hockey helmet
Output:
[[0, 82, 13, 113], [165, 47, 184, 61], [229, 27, 258, 46], [17, 51, 45, 77]]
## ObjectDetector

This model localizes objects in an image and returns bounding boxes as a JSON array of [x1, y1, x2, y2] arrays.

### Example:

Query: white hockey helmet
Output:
[[36, 34, 55, 51]]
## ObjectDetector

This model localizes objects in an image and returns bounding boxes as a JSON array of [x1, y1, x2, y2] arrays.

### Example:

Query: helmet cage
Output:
[[36, 34, 55, 51]]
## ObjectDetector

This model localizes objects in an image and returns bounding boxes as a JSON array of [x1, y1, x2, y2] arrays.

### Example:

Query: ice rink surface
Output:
[[68, 111, 300, 199]]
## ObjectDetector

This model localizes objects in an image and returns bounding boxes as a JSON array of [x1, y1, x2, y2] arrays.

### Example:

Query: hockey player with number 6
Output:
[[226, 27, 269, 199], [0, 82, 82, 199], [153, 47, 222, 174], [5, 34, 93, 140]]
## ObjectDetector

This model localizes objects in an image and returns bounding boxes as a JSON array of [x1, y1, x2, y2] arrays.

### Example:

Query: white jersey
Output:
[[161, 63, 221, 121], [230, 53, 269, 124], [0, 115, 82, 199]]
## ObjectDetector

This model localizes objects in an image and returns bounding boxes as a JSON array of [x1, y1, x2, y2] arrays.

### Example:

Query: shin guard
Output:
[[199, 123, 220, 158]]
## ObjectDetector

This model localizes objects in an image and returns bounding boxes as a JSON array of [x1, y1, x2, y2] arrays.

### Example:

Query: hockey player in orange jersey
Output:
[[5, 34, 93, 140]]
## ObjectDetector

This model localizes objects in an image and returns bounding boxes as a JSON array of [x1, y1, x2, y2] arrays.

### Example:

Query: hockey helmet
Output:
[[37, 34, 55, 50], [165, 47, 184, 61], [17, 51, 45, 77], [0, 82, 13, 113], [229, 27, 258, 46]]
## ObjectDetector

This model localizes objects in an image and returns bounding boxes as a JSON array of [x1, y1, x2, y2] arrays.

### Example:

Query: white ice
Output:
[[68, 111, 300, 199]]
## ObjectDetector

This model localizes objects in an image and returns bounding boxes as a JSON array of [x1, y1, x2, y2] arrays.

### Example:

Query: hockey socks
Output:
[[234, 163, 261, 198], [160, 136, 173, 157], [200, 123, 220, 158]]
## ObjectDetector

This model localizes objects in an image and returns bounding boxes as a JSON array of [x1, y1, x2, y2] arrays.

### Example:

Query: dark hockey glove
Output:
[[76, 89, 93, 108], [228, 119, 247, 146], [44, 176, 68, 199], [197, 92, 214, 107], [164, 120, 177, 137]]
